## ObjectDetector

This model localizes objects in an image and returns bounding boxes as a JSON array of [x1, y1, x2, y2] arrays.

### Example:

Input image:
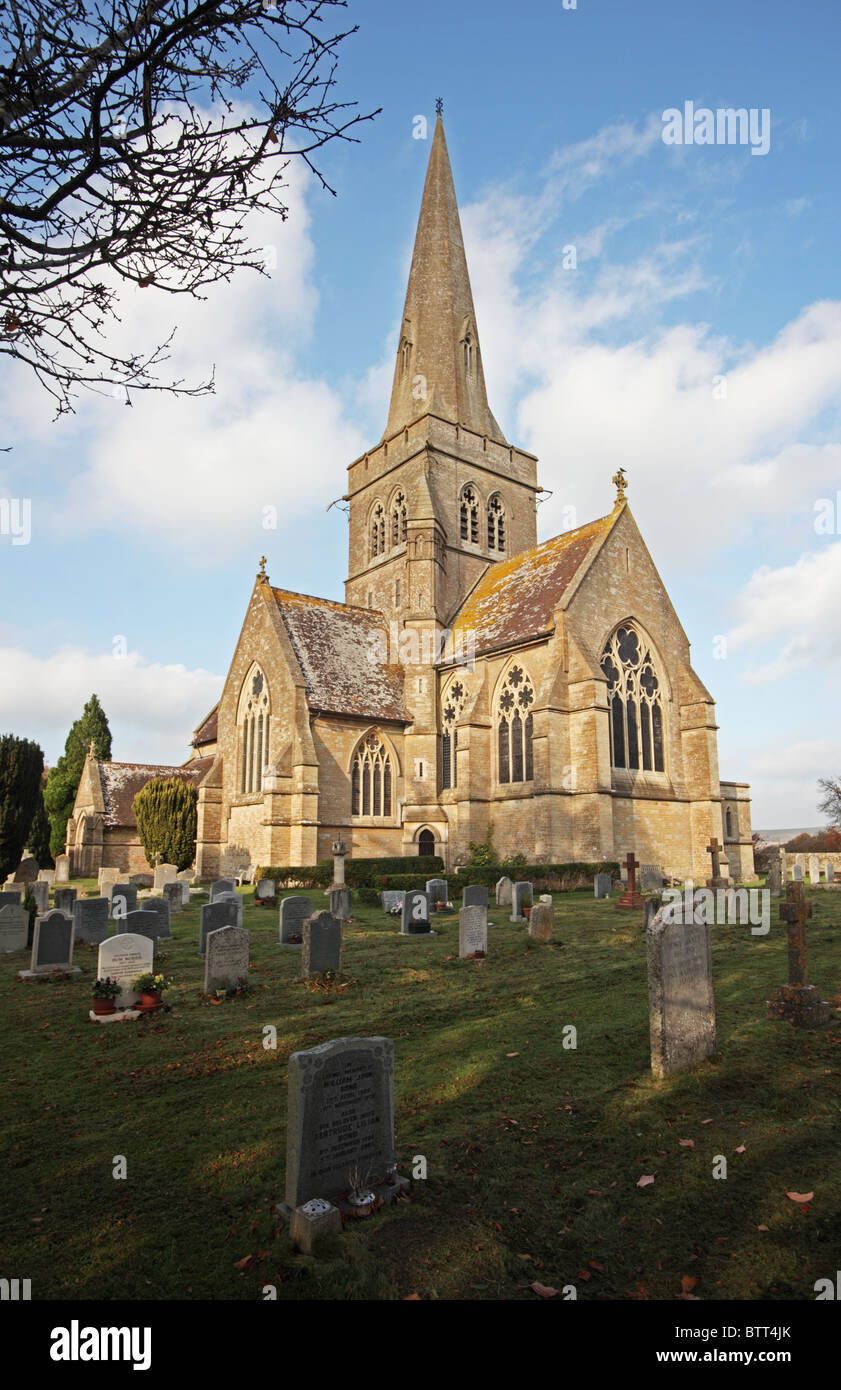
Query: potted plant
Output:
[[92, 977, 121, 1016], [134, 971, 171, 1009]]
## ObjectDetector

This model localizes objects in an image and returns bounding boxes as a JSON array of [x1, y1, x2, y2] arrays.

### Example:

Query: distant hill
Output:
[[755, 827, 826, 845]]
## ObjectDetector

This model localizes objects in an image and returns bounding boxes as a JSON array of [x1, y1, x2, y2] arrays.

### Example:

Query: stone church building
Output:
[[71, 116, 754, 881]]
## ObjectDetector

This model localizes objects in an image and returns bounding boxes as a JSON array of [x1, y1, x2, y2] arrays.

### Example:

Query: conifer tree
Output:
[[0, 735, 44, 881], [44, 695, 112, 856], [133, 778, 198, 872]]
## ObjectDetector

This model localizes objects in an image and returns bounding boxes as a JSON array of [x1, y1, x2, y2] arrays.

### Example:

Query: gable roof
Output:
[[451, 514, 615, 658], [192, 704, 219, 747], [98, 759, 214, 829], [271, 589, 409, 723]]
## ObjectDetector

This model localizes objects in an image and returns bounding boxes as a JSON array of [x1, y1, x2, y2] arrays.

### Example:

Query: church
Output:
[[69, 116, 754, 882]]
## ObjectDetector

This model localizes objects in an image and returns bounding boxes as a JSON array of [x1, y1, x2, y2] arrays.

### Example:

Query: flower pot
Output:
[[140, 990, 162, 1008], [92, 997, 116, 1016]]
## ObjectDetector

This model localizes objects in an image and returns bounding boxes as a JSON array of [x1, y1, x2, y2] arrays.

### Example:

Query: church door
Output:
[[418, 829, 435, 857]]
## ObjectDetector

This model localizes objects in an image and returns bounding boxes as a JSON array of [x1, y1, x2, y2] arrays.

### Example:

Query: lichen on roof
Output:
[[98, 759, 214, 828]]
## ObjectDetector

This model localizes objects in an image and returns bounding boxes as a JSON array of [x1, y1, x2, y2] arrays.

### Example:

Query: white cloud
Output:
[[739, 739, 841, 828], [727, 542, 841, 681]]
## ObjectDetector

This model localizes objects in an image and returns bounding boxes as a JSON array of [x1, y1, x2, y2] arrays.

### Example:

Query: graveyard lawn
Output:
[[1, 885, 840, 1302]]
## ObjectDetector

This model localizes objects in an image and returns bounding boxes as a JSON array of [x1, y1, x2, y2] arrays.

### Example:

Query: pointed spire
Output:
[[382, 115, 505, 443]]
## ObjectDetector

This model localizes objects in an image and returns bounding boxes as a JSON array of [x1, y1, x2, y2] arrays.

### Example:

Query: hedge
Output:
[[453, 861, 620, 892], [254, 858, 618, 896], [254, 855, 444, 891]]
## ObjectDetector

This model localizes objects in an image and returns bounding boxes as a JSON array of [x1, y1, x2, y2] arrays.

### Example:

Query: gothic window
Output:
[[418, 828, 435, 856], [395, 577, 401, 607], [601, 625, 665, 774], [441, 679, 467, 791], [238, 667, 271, 795], [391, 490, 407, 546], [351, 732, 393, 819], [460, 485, 479, 544], [463, 332, 474, 375], [370, 502, 385, 558], [726, 808, 733, 838], [400, 337, 411, 375], [487, 494, 506, 552], [497, 666, 535, 785]]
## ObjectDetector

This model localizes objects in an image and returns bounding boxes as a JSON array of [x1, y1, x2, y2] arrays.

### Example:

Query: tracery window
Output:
[[463, 332, 474, 375], [497, 666, 534, 785], [441, 679, 467, 790], [391, 490, 407, 546], [351, 732, 393, 818], [460, 485, 479, 544], [239, 667, 271, 794], [601, 625, 665, 773], [487, 494, 506, 552], [370, 502, 385, 558]]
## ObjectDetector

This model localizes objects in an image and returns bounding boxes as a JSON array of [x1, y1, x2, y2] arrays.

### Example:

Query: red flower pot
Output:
[[92, 997, 116, 1016]]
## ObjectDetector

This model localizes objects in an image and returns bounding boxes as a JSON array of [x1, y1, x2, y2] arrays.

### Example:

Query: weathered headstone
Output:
[[124, 909, 162, 945], [142, 897, 172, 940], [401, 890, 430, 935], [495, 876, 513, 906], [204, 925, 250, 993], [616, 853, 644, 910], [0, 903, 28, 953], [826, 862, 836, 885], [510, 881, 533, 922], [211, 878, 236, 901], [110, 884, 138, 920], [199, 899, 240, 954], [26, 911, 77, 976], [459, 905, 488, 957], [594, 873, 612, 899], [53, 887, 77, 914], [705, 837, 728, 890], [302, 910, 342, 976], [73, 897, 110, 945], [462, 884, 489, 909], [13, 856, 38, 883], [129, 873, 154, 889], [98, 933, 155, 1010], [280, 895, 313, 945], [0, 889, 23, 909], [767, 881, 831, 1027], [37, 869, 56, 886], [792, 864, 803, 881], [329, 886, 352, 921], [30, 880, 49, 914], [54, 854, 70, 883], [380, 890, 404, 913], [425, 878, 448, 907], [647, 906, 716, 1078], [766, 853, 783, 898], [284, 1037, 402, 1210], [214, 891, 242, 926], [162, 881, 184, 915], [528, 901, 553, 940], [643, 895, 663, 930], [256, 878, 276, 901], [808, 855, 821, 885], [153, 862, 178, 891]]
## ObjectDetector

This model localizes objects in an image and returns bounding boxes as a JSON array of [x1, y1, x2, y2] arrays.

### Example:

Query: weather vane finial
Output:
[[435, 97, 444, 117], [258, 555, 268, 580], [612, 468, 627, 504]]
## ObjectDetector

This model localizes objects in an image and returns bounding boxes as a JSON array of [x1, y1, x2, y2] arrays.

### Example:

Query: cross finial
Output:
[[88, 740, 96, 759], [435, 97, 444, 117], [612, 468, 627, 503], [258, 555, 268, 580]]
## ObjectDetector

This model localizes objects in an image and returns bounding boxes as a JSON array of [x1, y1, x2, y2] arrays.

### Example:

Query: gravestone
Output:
[[792, 864, 803, 882], [459, 905, 488, 957], [280, 895, 313, 946], [594, 873, 612, 899], [380, 890, 405, 913], [643, 895, 663, 931], [54, 854, 70, 883], [110, 884, 138, 920], [129, 873, 154, 889], [302, 911, 342, 976], [425, 878, 448, 907], [705, 837, 728, 890], [177, 869, 195, 883], [199, 899, 241, 954], [462, 884, 489, 909], [125, 910, 163, 946], [256, 878, 276, 901], [177, 881, 191, 905], [0, 904, 28, 953], [214, 891, 243, 926], [767, 881, 831, 1027], [640, 864, 665, 893], [204, 925, 250, 993], [646, 906, 716, 1078], [826, 862, 835, 885], [153, 862, 178, 891], [38, 869, 56, 886], [211, 878, 236, 901], [808, 855, 821, 885], [284, 1037, 403, 1210], [528, 901, 553, 941], [31, 881, 49, 915], [495, 876, 513, 906], [142, 897, 172, 940], [73, 897, 110, 946], [14, 856, 38, 883], [766, 854, 783, 898], [329, 886, 352, 921], [162, 881, 184, 915], [510, 881, 533, 923], [401, 890, 431, 935], [53, 888, 77, 914], [26, 911, 77, 976], [616, 853, 644, 910], [97, 933, 155, 1010], [0, 889, 23, 909]]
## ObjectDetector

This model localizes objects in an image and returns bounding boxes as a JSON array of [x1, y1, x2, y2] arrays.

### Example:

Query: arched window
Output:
[[601, 625, 665, 773], [441, 678, 467, 791], [487, 494, 506, 552], [418, 828, 435, 856], [726, 808, 733, 838], [370, 502, 385, 558], [238, 667, 271, 795], [497, 666, 534, 785], [460, 485, 479, 544], [351, 732, 393, 819], [391, 490, 407, 546], [463, 332, 474, 375], [400, 337, 411, 375]]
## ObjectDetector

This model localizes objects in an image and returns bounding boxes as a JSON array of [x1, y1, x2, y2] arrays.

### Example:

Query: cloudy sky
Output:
[[1, 0, 839, 828]]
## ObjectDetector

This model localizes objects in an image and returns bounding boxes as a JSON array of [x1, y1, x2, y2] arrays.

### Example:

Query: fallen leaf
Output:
[[701, 1118, 713, 1125], [678, 1139, 694, 1148], [637, 1175, 655, 1188], [757, 1225, 770, 1232], [505, 1052, 519, 1058], [530, 1281, 558, 1298], [233, 1255, 254, 1270], [681, 1275, 699, 1293], [785, 1191, 814, 1203], [403, 1293, 421, 1300], [588, 1260, 604, 1271]]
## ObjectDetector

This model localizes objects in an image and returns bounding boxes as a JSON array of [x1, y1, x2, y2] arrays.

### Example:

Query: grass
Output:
[[2, 883, 840, 1301]]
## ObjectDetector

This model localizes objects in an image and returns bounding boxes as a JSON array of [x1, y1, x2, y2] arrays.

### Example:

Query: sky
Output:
[[1, 0, 840, 829]]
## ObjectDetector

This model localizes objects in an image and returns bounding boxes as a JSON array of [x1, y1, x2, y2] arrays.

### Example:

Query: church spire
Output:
[[382, 114, 505, 443]]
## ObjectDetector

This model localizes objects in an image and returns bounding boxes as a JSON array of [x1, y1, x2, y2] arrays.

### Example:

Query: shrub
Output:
[[0, 734, 44, 882], [133, 777, 197, 871]]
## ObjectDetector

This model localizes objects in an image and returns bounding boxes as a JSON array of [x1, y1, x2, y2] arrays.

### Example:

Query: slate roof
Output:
[[272, 588, 408, 722], [452, 514, 614, 658], [192, 704, 219, 747], [98, 759, 214, 829]]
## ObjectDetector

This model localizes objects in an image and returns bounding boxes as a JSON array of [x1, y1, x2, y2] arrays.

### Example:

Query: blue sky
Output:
[[1, 0, 840, 827]]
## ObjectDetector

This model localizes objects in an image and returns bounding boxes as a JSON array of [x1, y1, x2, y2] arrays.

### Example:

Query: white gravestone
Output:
[[97, 933, 155, 1010]]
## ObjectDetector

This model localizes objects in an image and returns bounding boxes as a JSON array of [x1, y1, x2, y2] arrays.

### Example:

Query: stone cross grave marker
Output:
[[210, 878, 235, 901], [0, 903, 28, 953], [73, 897, 109, 946], [528, 901, 553, 940], [280, 895, 313, 946], [616, 853, 644, 910], [495, 876, 513, 906], [53, 887, 77, 914], [401, 890, 431, 935], [142, 897, 171, 940], [647, 905, 716, 1078], [459, 905, 488, 957], [302, 910, 342, 977], [199, 899, 240, 954], [98, 932, 155, 1010], [594, 872, 612, 899], [24, 911, 78, 977], [510, 881, 533, 922], [705, 837, 727, 889], [462, 884, 489, 909], [425, 878, 448, 907], [110, 884, 138, 921], [766, 881, 831, 1027], [204, 925, 250, 993]]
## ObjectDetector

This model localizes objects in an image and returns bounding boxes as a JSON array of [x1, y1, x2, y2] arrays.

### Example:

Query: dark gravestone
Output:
[[280, 895, 313, 945], [462, 884, 489, 909], [13, 856, 38, 883], [162, 881, 184, 915], [211, 878, 236, 901], [125, 910, 162, 946], [110, 885, 138, 921], [0, 889, 23, 909], [302, 911, 342, 977], [199, 900, 240, 955], [53, 888, 77, 914], [143, 897, 172, 940], [73, 897, 110, 945], [640, 864, 665, 893], [29, 911, 75, 974], [510, 881, 533, 922], [0, 904, 29, 953], [594, 873, 612, 899], [129, 873, 154, 889], [647, 906, 716, 1078], [425, 878, 448, 907], [285, 1037, 399, 1209], [204, 925, 250, 993], [214, 891, 243, 927], [31, 881, 49, 915], [616, 853, 644, 910], [380, 890, 404, 913], [401, 890, 430, 935]]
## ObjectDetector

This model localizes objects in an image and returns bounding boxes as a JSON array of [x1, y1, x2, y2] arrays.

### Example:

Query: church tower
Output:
[[344, 115, 541, 638]]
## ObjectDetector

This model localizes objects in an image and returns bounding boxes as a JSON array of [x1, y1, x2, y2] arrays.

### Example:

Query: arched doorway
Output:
[[418, 829, 435, 857]]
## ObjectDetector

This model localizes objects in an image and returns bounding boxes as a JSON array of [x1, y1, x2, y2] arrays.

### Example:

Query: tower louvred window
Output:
[[352, 732, 393, 818], [497, 668, 534, 784], [460, 486, 478, 544], [602, 625, 665, 773], [391, 491, 407, 546], [488, 494, 505, 551], [370, 503, 385, 558]]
